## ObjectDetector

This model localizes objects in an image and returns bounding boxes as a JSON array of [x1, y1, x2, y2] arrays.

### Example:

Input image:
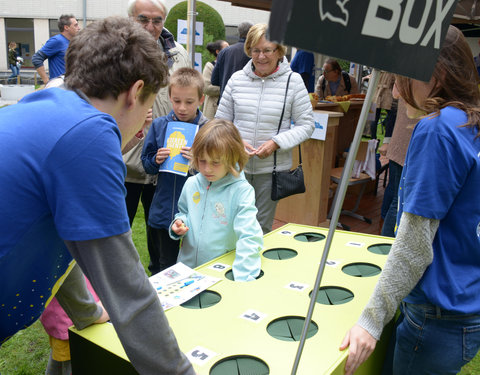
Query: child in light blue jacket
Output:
[[170, 119, 263, 281]]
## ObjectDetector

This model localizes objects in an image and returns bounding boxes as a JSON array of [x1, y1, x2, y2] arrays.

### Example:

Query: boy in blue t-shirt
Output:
[[0, 17, 194, 375], [142, 68, 208, 274]]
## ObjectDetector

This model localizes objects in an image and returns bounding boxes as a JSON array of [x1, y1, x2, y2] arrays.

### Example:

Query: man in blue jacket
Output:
[[211, 21, 252, 102]]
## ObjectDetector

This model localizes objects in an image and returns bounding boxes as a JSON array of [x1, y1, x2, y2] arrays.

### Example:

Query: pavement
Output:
[[0, 99, 17, 107]]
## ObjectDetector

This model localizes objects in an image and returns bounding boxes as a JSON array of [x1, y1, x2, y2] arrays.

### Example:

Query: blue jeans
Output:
[[8, 64, 19, 81], [382, 302, 480, 374], [381, 161, 403, 237]]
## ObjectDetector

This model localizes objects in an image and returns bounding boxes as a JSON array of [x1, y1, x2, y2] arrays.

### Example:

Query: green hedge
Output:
[[164, 1, 225, 69]]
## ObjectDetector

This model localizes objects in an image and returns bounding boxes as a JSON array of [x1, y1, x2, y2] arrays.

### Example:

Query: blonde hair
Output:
[[244, 23, 286, 58], [168, 67, 204, 99], [191, 119, 248, 177]]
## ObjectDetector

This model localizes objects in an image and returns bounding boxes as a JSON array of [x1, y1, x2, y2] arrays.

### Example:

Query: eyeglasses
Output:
[[251, 48, 277, 57], [323, 69, 333, 75], [136, 15, 164, 27]]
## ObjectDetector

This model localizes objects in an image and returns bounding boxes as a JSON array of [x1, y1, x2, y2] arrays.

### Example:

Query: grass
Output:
[[1, 206, 480, 374]]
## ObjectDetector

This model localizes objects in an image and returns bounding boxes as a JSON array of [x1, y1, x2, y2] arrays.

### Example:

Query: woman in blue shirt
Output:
[[341, 25, 480, 375]]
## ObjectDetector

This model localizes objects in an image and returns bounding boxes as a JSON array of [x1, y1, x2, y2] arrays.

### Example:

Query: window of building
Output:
[[5, 18, 34, 68], [49, 19, 60, 37]]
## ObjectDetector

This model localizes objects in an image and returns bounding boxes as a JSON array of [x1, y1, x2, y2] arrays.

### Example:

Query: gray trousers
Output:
[[245, 173, 278, 234]]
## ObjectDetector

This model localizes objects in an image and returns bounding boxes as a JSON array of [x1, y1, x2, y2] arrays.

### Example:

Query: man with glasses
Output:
[[32, 14, 80, 84], [315, 58, 359, 100], [125, 0, 190, 275]]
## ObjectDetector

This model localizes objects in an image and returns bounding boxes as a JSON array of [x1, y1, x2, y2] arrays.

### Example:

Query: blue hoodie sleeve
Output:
[[32, 50, 48, 68], [141, 121, 162, 175], [231, 183, 263, 282]]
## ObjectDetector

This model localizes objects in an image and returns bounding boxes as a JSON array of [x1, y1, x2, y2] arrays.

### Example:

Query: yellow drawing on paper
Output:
[[166, 131, 187, 158]]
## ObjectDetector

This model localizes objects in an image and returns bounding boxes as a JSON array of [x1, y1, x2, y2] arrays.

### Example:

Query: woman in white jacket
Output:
[[216, 23, 314, 233]]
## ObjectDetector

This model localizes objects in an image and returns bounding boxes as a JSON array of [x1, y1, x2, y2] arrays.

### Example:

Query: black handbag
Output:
[[271, 72, 306, 201]]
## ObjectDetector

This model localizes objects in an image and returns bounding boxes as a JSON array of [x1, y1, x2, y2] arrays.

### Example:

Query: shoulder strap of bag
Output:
[[273, 72, 302, 170], [342, 71, 352, 93], [276, 72, 292, 135]]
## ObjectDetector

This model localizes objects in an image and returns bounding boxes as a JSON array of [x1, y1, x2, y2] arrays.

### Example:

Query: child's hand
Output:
[[94, 301, 110, 324], [172, 219, 189, 236], [144, 108, 153, 128], [155, 148, 171, 164], [180, 146, 192, 161], [135, 109, 153, 140]]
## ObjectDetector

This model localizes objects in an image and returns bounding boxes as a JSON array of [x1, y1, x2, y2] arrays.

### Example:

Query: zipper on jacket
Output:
[[171, 176, 177, 221], [196, 181, 212, 266], [252, 79, 266, 174]]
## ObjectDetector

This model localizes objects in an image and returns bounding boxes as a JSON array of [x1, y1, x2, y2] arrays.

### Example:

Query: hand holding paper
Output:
[[180, 146, 192, 161], [155, 147, 171, 165]]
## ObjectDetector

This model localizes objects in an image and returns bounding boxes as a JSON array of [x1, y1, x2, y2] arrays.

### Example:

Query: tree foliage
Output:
[[165, 1, 226, 69]]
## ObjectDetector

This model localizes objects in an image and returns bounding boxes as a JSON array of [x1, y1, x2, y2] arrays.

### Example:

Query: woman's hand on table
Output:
[[340, 324, 377, 375], [255, 140, 279, 159]]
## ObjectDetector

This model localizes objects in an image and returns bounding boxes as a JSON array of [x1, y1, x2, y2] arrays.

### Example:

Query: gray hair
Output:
[[58, 14, 75, 32], [127, 0, 168, 17], [238, 21, 253, 39]]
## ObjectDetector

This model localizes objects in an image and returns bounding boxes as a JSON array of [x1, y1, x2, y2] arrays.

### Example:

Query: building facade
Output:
[[1, 0, 269, 72]]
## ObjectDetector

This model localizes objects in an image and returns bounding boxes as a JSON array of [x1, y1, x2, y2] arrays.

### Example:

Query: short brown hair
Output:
[[395, 25, 480, 136], [190, 119, 248, 177], [65, 17, 168, 102], [244, 23, 286, 58], [168, 68, 204, 99]]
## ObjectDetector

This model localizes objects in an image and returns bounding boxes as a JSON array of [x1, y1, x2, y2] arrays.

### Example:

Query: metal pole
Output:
[[186, 0, 196, 68], [356, 64, 363, 88], [290, 68, 381, 375], [83, 0, 87, 29]]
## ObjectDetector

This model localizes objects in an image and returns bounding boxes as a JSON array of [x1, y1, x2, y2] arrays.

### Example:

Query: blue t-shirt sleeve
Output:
[[402, 118, 468, 220], [43, 115, 130, 241], [40, 35, 63, 57]]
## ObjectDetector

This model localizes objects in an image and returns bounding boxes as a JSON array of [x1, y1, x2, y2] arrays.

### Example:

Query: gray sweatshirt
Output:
[[65, 231, 195, 375]]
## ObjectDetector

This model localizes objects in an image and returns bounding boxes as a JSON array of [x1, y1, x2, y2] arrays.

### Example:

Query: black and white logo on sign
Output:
[[319, 0, 349, 26], [269, 0, 459, 80]]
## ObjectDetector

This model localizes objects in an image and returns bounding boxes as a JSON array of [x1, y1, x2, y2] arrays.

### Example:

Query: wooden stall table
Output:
[[275, 110, 342, 227], [315, 100, 365, 167]]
